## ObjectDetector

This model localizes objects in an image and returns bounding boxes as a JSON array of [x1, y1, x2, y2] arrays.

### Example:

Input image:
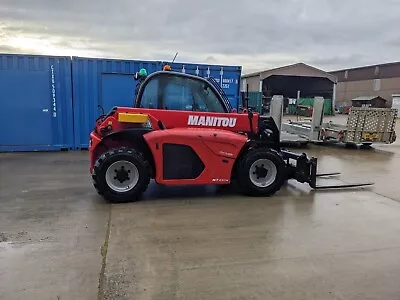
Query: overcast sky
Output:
[[1, 0, 400, 74]]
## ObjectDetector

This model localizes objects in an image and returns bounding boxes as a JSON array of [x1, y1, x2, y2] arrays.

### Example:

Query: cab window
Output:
[[139, 77, 157, 109], [139, 73, 226, 112]]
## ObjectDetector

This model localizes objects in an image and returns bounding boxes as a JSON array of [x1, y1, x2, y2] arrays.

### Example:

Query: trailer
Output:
[[274, 97, 398, 147], [267, 95, 311, 147]]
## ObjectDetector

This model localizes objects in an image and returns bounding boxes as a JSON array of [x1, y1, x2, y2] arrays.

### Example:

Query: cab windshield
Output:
[[139, 73, 227, 113]]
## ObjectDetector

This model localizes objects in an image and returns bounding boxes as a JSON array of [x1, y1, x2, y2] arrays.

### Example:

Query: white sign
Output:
[[187, 115, 237, 127], [50, 64, 57, 118], [213, 78, 235, 89], [212, 178, 229, 183]]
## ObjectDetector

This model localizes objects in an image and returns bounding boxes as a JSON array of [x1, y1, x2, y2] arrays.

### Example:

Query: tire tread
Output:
[[92, 147, 150, 202], [236, 148, 287, 197]]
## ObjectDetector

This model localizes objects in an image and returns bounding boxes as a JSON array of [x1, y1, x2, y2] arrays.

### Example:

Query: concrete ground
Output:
[[1, 117, 400, 300]]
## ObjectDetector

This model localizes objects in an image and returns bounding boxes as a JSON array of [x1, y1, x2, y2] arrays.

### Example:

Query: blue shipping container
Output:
[[0, 54, 74, 152], [72, 57, 242, 149], [164, 61, 242, 110], [72, 56, 162, 149]]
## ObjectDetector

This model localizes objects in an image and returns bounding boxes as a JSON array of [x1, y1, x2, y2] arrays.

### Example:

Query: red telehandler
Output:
[[89, 69, 372, 202]]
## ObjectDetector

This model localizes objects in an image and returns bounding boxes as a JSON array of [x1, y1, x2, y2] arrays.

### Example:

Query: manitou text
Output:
[[187, 115, 237, 127]]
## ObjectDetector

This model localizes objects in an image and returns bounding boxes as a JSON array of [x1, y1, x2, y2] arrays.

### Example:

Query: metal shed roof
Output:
[[242, 63, 337, 83], [351, 96, 387, 102]]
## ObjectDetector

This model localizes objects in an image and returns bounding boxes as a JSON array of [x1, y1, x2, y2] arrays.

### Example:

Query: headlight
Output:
[[143, 119, 153, 129]]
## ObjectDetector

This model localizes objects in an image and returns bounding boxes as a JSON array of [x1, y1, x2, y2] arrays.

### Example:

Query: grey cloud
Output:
[[1, 0, 400, 73], [0, 44, 39, 54]]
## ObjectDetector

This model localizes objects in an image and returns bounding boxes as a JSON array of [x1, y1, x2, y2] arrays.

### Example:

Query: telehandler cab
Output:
[[89, 68, 372, 203]]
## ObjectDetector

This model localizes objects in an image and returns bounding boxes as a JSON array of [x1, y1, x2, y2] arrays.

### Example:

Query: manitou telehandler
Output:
[[89, 68, 372, 203]]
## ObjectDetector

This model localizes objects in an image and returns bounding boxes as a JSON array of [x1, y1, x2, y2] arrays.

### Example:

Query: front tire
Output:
[[236, 148, 287, 197], [92, 147, 150, 203]]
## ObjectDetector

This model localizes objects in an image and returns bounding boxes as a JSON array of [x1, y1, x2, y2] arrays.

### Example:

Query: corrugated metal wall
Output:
[[0, 54, 242, 152], [0, 54, 74, 151], [240, 91, 262, 113], [165, 62, 242, 110], [72, 58, 242, 149], [331, 63, 400, 107], [335, 78, 400, 106], [241, 75, 261, 92], [71, 57, 162, 149]]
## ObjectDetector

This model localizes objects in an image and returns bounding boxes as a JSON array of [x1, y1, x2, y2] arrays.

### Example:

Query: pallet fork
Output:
[[281, 149, 374, 190]]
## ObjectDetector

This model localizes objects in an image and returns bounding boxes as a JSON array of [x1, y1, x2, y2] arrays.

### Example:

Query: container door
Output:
[[101, 73, 136, 112], [1, 70, 53, 146]]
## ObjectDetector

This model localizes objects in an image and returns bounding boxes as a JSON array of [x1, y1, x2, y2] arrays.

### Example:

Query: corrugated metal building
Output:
[[330, 62, 400, 108], [241, 63, 337, 113], [351, 96, 386, 108]]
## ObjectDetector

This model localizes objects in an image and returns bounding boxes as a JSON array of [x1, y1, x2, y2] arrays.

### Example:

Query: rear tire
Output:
[[236, 148, 287, 197], [92, 147, 150, 203]]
